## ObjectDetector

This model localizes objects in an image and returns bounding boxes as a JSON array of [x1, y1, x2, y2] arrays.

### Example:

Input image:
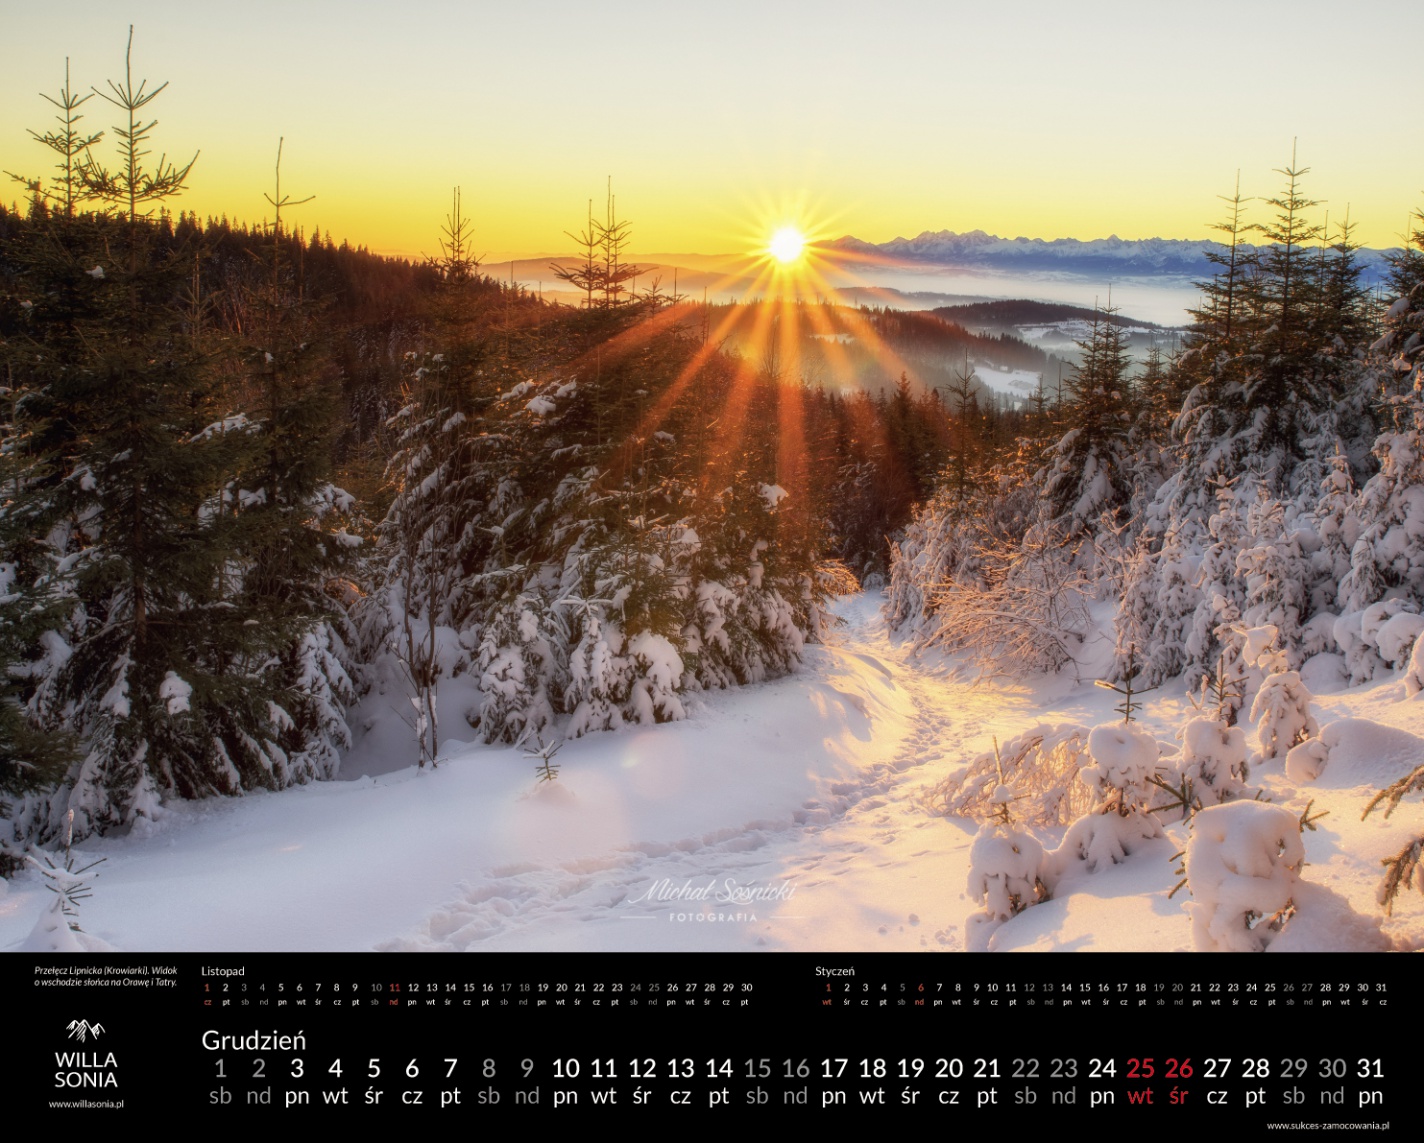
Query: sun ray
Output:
[[566, 193, 973, 523]]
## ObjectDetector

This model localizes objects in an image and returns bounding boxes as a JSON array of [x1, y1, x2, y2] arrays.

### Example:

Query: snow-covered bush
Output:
[[1080, 722, 1165, 815], [1405, 633, 1424, 698], [1249, 668, 1318, 769], [1042, 809, 1163, 885], [916, 510, 1093, 676], [919, 724, 1094, 827], [1035, 721, 1167, 885], [1183, 801, 1305, 951], [964, 819, 1046, 952], [1175, 716, 1251, 808]]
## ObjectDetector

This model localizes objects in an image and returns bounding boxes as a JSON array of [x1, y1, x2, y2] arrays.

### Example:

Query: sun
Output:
[[769, 225, 806, 264]]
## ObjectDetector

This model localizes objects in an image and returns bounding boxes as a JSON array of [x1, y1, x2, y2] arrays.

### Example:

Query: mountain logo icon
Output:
[[66, 1020, 105, 1042]]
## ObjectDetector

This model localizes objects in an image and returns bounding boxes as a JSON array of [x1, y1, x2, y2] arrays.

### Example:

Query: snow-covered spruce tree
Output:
[[1041, 305, 1135, 541], [1162, 651, 1253, 815], [560, 501, 691, 736], [1234, 490, 1313, 662], [1355, 207, 1424, 916], [1310, 448, 1360, 611], [1037, 711, 1167, 888], [1336, 227, 1424, 622], [1183, 799, 1386, 951], [374, 350, 466, 764], [2, 36, 218, 836], [364, 267, 562, 751], [1116, 159, 1373, 689], [1175, 715, 1250, 811], [224, 140, 360, 784], [1239, 626, 1319, 770], [1182, 801, 1305, 952], [1, 37, 357, 841], [1177, 474, 1255, 699]]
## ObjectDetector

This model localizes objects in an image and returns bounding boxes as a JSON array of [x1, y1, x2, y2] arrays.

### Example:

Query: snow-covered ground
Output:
[[2, 593, 1420, 953], [968, 363, 1044, 401]]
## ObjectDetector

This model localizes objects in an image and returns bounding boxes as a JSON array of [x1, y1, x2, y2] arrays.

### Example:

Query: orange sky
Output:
[[3, 1, 1421, 259]]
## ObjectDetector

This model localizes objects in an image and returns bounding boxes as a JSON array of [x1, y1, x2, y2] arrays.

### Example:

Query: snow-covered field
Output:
[[968, 363, 1044, 401], [2, 593, 1419, 954]]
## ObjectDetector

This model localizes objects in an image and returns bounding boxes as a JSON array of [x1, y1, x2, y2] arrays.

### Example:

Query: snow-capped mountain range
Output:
[[830, 229, 1400, 283]]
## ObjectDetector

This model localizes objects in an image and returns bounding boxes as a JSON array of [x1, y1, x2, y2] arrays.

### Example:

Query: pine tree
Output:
[[550, 181, 640, 317], [940, 354, 982, 504], [552, 198, 601, 310], [1336, 210, 1424, 621], [7, 59, 104, 219], [228, 139, 358, 783], [1, 36, 348, 841], [1042, 305, 1134, 538], [1115, 159, 1373, 688], [376, 349, 464, 765], [596, 180, 639, 311]]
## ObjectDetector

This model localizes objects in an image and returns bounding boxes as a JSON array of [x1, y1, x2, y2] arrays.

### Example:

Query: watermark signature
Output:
[[625, 877, 798, 921]]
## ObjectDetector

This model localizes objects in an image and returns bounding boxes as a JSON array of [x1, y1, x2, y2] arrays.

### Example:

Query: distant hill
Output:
[[830, 229, 1400, 286], [932, 299, 1166, 331]]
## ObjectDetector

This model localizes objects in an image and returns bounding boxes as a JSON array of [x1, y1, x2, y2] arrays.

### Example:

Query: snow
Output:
[[759, 483, 788, 509], [1, 592, 1419, 953], [968, 363, 1043, 400], [191, 414, 253, 442], [158, 672, 191, 716], [1183, 801, 1308, 952], [98, 655, 131, 720]]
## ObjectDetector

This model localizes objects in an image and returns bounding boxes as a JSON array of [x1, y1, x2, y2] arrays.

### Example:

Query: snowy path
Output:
[[383, 594, 1008, 952], [0, 593, 1034, 952], [3, 593, 1419, 952]]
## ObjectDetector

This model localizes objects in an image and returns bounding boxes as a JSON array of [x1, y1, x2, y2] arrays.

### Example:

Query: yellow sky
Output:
[[3, 1, 1421, 259]]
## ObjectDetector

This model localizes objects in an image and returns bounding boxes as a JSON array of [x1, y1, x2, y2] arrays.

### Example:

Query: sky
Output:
[[2, 1, 1421, 260]]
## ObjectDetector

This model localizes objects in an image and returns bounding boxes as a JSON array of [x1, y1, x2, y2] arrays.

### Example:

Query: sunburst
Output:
[[768, 225, 806, 265], [583, 194, 927, 523]]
